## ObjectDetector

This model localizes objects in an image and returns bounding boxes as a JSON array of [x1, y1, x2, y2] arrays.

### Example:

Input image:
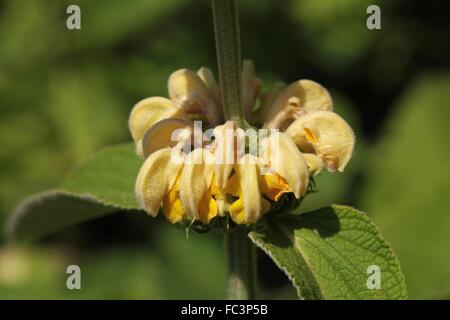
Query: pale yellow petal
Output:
[[261, 132, 309, 198], [264, 80, 333, 129], [232, 154, 267, 224], [211, 121, 245, 188], [303, 153, 324, 176], [141, 118, 202, 158], [285, 111, 355, 172], [179, 148, 215, 220], [168, 69, 223, 126], [129, 97, 186, 144], [135, 148, 184, 216]]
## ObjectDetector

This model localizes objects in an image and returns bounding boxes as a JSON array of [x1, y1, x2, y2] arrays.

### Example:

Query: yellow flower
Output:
[[285, 111, 355, 172], [224, 154, 271, 224], [260, 131, 309, 198], [135, 148, 185, 223], [129, 97, 188, 158], [130, 61, 355, 227], [179, 148, 219, 224], [262, 80, 333, 130]]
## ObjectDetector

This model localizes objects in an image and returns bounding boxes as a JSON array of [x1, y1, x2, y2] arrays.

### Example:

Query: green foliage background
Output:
[[0, 0, 449, 299]]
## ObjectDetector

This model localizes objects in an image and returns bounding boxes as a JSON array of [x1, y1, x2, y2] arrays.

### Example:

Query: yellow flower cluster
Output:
[[129, 61, 355, 225]]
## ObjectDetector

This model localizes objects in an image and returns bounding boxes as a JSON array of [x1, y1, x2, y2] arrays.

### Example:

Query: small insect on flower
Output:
[[129, 61, 355, 230]]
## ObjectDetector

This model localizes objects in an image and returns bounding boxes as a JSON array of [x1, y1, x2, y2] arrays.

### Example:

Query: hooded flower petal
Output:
[[129, 97, 187, 156], [135, 148, 185, 218], [227, 154, 270, 224], [264, 80, 333, 129], [168, 69, 223, 126], [260, 131, 309, 198], [209, 121, 245, 189], [129, 97, 186, 144], [179, 148, 217, 224], [140, 118, 202, 158], [285, 111, 355, 172]]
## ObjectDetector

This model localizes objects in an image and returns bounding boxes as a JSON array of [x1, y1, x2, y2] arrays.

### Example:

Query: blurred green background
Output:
[[0, 0, 449, 299]]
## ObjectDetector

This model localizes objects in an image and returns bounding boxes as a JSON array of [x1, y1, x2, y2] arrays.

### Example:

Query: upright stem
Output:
[[212, 0, 256, 299], [212, 0, 244, 124], [225, 227, 257, 299]]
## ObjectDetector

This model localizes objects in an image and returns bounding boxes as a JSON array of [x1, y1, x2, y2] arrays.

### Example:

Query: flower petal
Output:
[[303, 153, 324, 176], [135, 148, 185, 217], [129, 97, 186, 144], [168, 69, 223, 126], [162, 177, 184, 224], [264, 80, 333, 129], [179, 148, 215, 221], [211, 121, 245, 189], [261, 132, 309, 198], [259, 173, 290, 201], [285, 111, 355, 172], [230, 154, 269, 224], [141, 118, 202, 158]]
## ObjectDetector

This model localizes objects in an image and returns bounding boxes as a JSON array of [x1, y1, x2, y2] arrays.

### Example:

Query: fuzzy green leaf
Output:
[[62, 143, 141, 209], [7, 143, 141, 241], [249, 205, 407, 300]]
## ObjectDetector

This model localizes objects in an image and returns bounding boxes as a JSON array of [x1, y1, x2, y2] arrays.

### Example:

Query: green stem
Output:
[[225, 227, 257, 299], [212, 0, 244, 125], [212, 0, 256, 300]]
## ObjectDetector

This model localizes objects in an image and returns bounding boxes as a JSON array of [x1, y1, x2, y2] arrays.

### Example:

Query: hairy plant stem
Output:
[[225, 227, 257, 299], [213, 0, 256, 299], [212, 0, 248, 128]]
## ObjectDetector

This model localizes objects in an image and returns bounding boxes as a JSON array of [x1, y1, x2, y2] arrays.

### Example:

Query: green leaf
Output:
[[249, 205, 407, 300], [360, 74, 450, 299], [62, 143, 140, 209], [7, 143, 141, 241]]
